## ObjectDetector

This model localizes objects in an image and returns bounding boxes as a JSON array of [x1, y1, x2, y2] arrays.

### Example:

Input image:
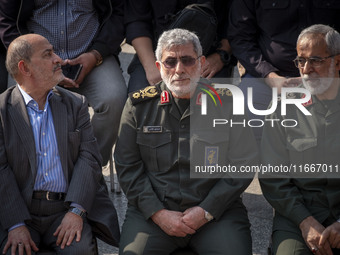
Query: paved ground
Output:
[[96, 43, 273, 255]]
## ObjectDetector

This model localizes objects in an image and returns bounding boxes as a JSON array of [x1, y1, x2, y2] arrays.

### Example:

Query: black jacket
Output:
[[124, 0, 231, 53], [0, 0, 125, 57], [228, 0, 340, 78]]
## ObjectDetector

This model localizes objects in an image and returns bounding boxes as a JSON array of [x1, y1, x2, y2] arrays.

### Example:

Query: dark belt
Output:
[[32, 191, 66, 201]]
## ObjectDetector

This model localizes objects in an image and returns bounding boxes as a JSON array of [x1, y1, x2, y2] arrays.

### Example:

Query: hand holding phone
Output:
[[61, 64, 83, 81]]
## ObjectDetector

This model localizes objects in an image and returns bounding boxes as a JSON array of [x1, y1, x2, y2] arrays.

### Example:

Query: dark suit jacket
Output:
[[0, 85, 119, 246]]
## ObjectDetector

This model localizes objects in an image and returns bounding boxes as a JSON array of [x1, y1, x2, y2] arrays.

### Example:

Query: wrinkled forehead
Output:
[[297, 34, 329, 55]]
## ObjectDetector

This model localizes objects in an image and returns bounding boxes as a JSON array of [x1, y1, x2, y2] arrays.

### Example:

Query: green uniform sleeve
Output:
[[259, 110, 312, 226], [114, 99, 164, 219]]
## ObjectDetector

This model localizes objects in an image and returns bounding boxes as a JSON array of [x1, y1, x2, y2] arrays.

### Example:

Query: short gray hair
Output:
[[6, 37, 33, 78], [155, 28, 202, 61], [297, 24, 340, 55]]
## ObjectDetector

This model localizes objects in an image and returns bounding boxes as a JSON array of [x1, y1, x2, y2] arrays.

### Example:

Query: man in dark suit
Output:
[[0, 34, 119, 255]]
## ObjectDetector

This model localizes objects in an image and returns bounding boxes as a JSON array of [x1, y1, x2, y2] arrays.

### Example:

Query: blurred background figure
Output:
[[0, 0, 128, 166], [124, 0, 235, 93]]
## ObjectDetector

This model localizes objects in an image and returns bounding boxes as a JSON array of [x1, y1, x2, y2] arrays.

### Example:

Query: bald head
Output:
[[6, 34, 48, 79]]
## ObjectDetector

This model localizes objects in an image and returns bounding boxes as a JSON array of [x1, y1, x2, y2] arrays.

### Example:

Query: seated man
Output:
[[260, 24, 340, 255], [114, 28, 259, 255], [0, 34, 119, 255]]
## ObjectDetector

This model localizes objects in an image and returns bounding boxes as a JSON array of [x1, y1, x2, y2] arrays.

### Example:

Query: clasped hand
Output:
[[151, 206, 209, 237], [300, 216, 340, 255]]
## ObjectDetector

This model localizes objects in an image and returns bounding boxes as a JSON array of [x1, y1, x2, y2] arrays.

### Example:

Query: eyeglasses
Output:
[[160, 56, 201, 69], [293, 55, 337, 68]]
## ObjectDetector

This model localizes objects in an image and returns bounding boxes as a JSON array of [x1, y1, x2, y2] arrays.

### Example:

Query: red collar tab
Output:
[[301, 93, 313, 107], [196, 92, 202, 105], [161, 91, 170, 104]]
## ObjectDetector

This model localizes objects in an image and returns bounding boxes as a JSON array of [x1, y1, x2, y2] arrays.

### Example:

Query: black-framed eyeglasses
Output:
[[293, 54, 337, 68], [160, 56, 201, 69]]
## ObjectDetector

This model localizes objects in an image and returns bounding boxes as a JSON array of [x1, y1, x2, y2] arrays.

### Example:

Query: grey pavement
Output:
[[97, 43, 273, 255]]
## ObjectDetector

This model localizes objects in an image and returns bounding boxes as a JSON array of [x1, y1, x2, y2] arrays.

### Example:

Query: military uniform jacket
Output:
[[260, 89, 340, 233], [114, 82, 259, 220]]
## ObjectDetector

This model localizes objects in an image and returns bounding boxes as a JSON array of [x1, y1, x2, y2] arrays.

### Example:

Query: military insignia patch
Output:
[[301, 93, 313, 107], [205, 146, 218, 166], [215, 88, 232, 97], [196, 92, 202, 105], [129, 85, 161, 105], [143, 126, 162, 133], [161, 91, 170, 104]]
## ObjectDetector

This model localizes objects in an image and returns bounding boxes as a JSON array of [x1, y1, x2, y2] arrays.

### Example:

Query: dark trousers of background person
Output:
[[0, 43, 8, 93]]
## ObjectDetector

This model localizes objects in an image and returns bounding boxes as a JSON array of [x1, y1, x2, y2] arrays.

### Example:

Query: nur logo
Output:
[[198, 83, 222, 115]]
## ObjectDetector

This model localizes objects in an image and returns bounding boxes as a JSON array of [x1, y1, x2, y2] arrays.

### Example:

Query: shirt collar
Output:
[[17, 84, 54, 106]]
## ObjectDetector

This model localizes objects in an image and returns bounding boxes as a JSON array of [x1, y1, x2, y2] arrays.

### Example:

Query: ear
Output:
[[18, 60, 31, 77], [335, 54, 340, 71], [199, 55, 206, 67], [156, 61, 161, 71]]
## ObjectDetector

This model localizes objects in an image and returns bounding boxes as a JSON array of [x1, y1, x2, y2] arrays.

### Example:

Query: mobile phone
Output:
[[61, 64, 83, 80]]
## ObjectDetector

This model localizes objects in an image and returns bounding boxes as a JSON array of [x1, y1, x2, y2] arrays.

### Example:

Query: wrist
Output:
[[68, 206, 87, 219], [204, 210, 214, 222], [215, 49, 231, 66], [89, 50, 103, 66]]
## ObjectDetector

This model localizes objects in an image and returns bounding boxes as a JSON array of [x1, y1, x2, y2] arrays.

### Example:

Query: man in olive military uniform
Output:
[[114, 28, 259, 254], [260, 24, 340, 255]]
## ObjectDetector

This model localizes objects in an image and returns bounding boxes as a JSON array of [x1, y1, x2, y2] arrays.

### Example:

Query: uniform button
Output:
[[44, 153, 47, 156], [272, 2, 276, 7], [181, 124, 185, 129], [61, 12, 64, 16], [43, 132, 46, 136], [61, 31, 64, 35], [45, 173, 48, 176]]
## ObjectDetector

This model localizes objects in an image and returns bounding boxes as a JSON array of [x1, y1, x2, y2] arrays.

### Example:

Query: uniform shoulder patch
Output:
[[129, 85, 161, 105], [215, 87, 232, 97]]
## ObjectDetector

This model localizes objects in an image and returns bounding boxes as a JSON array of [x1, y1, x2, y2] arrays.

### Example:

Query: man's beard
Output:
[[301, 60, 335, 95], [162, 66, 201, 98]]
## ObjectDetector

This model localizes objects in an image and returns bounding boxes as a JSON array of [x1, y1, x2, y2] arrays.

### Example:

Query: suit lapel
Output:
[[49, 89, 69, 183], [8, 87, 37, 179]]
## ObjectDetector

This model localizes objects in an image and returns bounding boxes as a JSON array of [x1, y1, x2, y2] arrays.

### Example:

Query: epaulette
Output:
[[198, 81, 232, 97], [215, 87, 232, 97], [129, 85, 161, 105]]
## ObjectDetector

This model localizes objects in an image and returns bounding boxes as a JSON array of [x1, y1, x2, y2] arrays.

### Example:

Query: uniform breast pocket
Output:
[[191, 132, 229, 167], [136, 132, 172, 172], [287, 137, 317, 164]]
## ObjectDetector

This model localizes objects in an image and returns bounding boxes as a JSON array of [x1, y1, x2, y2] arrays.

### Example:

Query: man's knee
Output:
[[272, 230, 309, 255]]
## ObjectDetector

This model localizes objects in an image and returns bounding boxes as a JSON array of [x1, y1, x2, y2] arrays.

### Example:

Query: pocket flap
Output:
[[136, 132, 172, 148], [287, 137, 317, 152]]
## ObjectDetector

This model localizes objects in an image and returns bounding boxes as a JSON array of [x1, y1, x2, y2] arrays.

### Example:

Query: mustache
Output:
[[53, 64, 61, 72], [171, 75, 190, 80]]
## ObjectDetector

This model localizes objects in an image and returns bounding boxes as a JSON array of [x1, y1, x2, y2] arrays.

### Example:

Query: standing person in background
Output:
[[124, 0, 234, 93], [0, 0, 128, 166], [228, 0, 340, 145], [0, 42, 7, 93]]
